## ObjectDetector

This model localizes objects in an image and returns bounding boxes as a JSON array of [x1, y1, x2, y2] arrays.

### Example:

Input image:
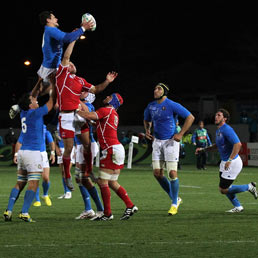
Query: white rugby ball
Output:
[[81, 13, 96, 31]]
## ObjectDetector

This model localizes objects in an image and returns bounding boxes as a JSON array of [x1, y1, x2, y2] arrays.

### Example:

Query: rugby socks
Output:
[[226, 193, 241, 207], [228, 184, 249, 194], [21, 190, 36, 214], [63, 156, 71, 178], [88, 186, 104, 211], [35, 187, 40, 202], [156, 176, 173, 200], [79, 185, 92, 211], [116, 186, 134, 208], [62, 177, 70, 194], [42, 181, 50, 196], [7, 188, 20, 211], [170, 178, 179, 206], [99, 184, 111, 216]]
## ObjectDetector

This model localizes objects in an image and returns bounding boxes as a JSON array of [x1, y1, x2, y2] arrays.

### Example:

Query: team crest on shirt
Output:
[[38, 164, 42, 169], [162, 106, 166, 110]]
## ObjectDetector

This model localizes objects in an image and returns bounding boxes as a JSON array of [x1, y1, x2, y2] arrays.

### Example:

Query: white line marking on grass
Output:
[[3, 240, 256, 248], [180, 185, 202, 189]]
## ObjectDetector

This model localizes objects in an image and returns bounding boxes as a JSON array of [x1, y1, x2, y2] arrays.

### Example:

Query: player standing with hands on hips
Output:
[[196, 108, 258, 212], [144, 83, 195, 216]]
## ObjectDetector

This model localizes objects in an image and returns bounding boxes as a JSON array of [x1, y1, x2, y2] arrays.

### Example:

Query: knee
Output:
[[219, 187, 228, 194], [153, 169, 163, 179]]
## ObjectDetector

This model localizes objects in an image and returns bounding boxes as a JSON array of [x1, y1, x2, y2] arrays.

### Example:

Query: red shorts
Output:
[[100, 144, 125, 170]]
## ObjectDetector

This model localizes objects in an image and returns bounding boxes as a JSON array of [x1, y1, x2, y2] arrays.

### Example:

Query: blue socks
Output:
[[42, 181, 50, 196], [7, 188, 20, 211], [79, 185, 92, 211], [88, 186, 104, 212], [226, 193, 241, 207], [21, 190, 36, 214], [156, 176, 179, 206], [35, 187, 40, 202], [156, 176, 173, 200], [62, 177, 71, 194], [170, 178, 179, 206], [226, 184, 249, 207], [228, 184, 249, 194]]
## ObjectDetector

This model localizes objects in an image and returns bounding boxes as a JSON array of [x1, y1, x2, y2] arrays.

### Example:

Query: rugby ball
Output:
[[81, 13, 96, 31]]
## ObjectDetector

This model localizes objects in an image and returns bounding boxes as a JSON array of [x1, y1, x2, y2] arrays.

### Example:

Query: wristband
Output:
[[227, 158, 232, 162], [51, 151, 55, 156], [14, 153, 18, 157], [81, 26, 86, 32]]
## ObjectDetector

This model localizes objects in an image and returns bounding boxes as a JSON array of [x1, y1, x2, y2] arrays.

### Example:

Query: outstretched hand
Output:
[[106, 71, 118, 83]]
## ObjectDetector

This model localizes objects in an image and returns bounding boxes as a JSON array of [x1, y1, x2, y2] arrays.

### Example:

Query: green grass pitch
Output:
[[1, 164, 258, 258]]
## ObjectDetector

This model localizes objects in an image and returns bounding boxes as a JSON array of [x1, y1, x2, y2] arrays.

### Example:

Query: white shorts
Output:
[[17, 150, 43, 173], [75, 144, 84, 165], [74, 114, 87, 135], [37, 65, 57, 81], [91, 141, 99, 160], [59, 112, 75, 133], [220, 155, 243, 180], [57, 147, 75, 164], [41, 151, 49, 168], [152, 138, 180, 162]]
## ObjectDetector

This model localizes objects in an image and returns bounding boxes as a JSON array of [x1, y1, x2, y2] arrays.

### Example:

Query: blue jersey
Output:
[[42, 125, 54, 151], [215, 123, 240, 161], [20, 105, 48, 151], [144, 98, 191, 140], [42, 26, 84, 69], [18, 124, 53, 152]]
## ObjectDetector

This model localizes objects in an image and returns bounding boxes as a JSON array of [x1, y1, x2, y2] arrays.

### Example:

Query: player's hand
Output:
[[145, 131, 154, 141], [50, 153, 55, 164], [81, 20, 94, 31], [173, 133, 182, 142], [106, 71, 118, 83], [13, 156, 18, 164], [224, 161, 231, 170]]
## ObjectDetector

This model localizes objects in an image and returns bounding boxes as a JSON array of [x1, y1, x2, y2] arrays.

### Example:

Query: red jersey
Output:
[[95, 106, 121, 150], [56, 64, 92, 111]]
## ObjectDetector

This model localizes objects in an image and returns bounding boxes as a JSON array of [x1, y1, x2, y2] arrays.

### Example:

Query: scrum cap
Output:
[[108, 93, 123, 109], [156, 83, 169, 98]]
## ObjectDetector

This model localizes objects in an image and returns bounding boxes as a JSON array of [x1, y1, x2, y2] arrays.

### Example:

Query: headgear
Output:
[[108, 93, 123, 109], [156, 83, 169, 99], [85, 92, 96, 104]]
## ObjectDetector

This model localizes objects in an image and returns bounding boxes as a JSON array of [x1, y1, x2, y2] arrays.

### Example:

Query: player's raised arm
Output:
[[61, 40, 76, 66], [90, 72, 118, 94]]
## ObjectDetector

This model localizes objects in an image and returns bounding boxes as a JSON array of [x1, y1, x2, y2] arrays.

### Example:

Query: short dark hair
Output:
[[39, 11, 53, 26], [18, 93, 31, 111], [217, 108, 230, 122]]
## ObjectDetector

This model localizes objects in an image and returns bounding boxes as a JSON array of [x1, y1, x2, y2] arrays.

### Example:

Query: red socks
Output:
[[100, 184, 111, 216], [62, 156, 71, 179], [116, 186, 134, 208], [100, 185, 134, 216]]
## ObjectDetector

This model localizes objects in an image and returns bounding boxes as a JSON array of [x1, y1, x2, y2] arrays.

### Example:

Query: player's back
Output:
[[95, 107, 120, 150], [20, 106, 48, 151]]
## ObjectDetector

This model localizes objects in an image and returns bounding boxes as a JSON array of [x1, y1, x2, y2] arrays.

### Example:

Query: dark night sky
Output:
[[3, 1, 258, 126]]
